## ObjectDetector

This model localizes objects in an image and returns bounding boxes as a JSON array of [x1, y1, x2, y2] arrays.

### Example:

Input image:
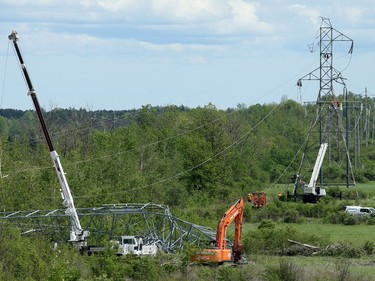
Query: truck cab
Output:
[[116, 236, 158, 256]]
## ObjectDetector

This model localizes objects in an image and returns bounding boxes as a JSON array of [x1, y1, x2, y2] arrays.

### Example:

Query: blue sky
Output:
[[0, 0, 374, 110]]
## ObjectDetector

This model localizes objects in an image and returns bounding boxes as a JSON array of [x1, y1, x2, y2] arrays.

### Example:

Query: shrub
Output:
[[258, 219, 276, 229], [283, 209, 299, 223], [218, 266, 251, 281], [321, 242, 362, 258], [335, 258, 351, 281], [366, 216, 375, 225], [279, 259, 301, 281], [342, 215, 356, 225], [363, 240, 374, 255], [129, 256, 158, 281], [353, 169, 369, 183], [323, 211, 344, 224], [243, 225, 325, 256]]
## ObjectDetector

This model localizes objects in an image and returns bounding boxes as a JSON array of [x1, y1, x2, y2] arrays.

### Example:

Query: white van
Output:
[[345, 206, 375, 216]]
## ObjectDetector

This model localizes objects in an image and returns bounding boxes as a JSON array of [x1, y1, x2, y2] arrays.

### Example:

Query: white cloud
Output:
[[79, 0, 227, 23], [97, 0, 144, 13], [185, 56, 208, 64], [3, 0, 271, 34], [343, 6, 364, 24], [139, 41, 225, 54], [1, 0, 374, 111], [229, 0, 272, 32], [1, 0, 373, 60], [288, 4, 322, 28], [207, 0, 273, 35], [0, 0, 53, 5], [151, 0, 225, 22]]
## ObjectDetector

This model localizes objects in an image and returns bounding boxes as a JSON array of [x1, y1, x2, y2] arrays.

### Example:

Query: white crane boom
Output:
[[8, 30, 89, 248], [308, 143, 328, 189]]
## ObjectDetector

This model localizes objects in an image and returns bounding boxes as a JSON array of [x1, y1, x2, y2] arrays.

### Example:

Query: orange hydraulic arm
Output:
[[215, 197, 244, 262]]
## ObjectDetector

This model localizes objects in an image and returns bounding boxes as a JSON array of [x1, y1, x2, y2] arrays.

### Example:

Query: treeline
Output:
[[1, 96, 375, 280], [0, 95, 374, 214]]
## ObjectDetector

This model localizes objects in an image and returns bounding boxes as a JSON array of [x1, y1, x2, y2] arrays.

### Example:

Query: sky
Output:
[[0, 0, 374, 111]]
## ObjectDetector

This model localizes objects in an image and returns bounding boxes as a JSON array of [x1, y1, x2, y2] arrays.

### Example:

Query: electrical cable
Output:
[[0, 40, 10, 109]]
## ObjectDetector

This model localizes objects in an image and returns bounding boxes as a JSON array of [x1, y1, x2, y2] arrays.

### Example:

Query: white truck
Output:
[[345, 206, 375, 216], [116, 236, 158, 256]]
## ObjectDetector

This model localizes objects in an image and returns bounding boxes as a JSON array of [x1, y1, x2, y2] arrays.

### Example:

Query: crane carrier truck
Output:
[[9, 30, 159, 257]]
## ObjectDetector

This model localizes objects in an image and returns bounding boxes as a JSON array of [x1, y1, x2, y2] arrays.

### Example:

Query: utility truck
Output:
[[345, 206, 375, 216], [116, 236, 158, 256], [9, 30, 89, 251], [293, 143, 328, 203]]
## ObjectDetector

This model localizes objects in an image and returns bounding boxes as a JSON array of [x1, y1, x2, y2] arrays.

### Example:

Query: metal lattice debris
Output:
[[0, 203, 216, 252]]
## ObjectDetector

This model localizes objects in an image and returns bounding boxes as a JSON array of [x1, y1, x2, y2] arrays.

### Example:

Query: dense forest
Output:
[[0, 93, 373, 211], [1, 93, 375, 280]]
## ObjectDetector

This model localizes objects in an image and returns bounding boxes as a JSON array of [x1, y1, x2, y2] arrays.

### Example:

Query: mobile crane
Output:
[[293, 142, 328, 203], [191, 198, 244, 264], [8, 31, 89, 250]]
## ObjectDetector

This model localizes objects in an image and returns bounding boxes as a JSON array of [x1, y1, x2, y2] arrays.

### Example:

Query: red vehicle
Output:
[[247, 192, 266, 208]]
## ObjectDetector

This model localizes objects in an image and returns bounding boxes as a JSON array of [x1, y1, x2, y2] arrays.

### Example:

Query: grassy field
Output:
[[234, 182, 375, 280], [184, 184, 375, 280], [283, 222, 375, 246], [242, 221, 375, 247], [237, 220, 375, 280], [244, 254, 375, 281]]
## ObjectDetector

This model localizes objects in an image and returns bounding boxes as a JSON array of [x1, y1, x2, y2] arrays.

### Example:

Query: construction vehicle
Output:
[[191, 198, 244, 264], [292, 143, 328, 203], [247, 192, 266, 208], [116, 236, 158, 256], [9, 31, 90, 251], [9, 31, 161, 257]]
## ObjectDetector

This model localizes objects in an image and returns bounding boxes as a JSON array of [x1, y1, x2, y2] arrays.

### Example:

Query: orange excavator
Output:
[[191, 198, 244, 264]]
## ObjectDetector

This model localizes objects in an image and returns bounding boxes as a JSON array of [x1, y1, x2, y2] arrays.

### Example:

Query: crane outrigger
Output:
[[8, 30, 89, 250]]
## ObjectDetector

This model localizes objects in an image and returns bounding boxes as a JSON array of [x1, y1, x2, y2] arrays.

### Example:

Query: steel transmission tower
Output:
[[297, 17, 354, 188], [0, 203, 218, 253]]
